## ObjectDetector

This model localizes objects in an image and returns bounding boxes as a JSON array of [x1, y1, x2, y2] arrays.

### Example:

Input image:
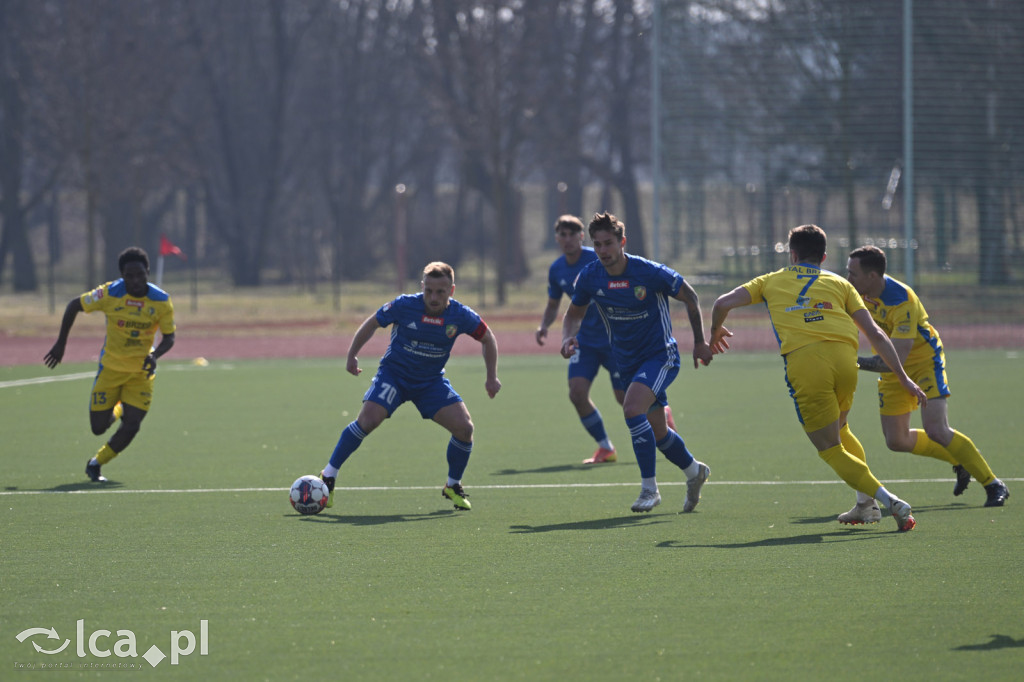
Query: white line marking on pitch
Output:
[[0, 363, 230, 390], [3, 478, 1017, 496]]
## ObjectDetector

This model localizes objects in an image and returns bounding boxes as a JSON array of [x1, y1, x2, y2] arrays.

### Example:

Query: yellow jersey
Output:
[[861, 275, 942, 366], [80, 279, 176, 373], [742, 264, 865, 355]]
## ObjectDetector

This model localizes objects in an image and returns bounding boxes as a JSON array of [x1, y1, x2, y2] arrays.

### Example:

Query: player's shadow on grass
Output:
[[493, 464, 608, 476], [791, 501, 971, 525], [953, 634, 1024, 651], [510, 515, 669, 534], [39, 481, 126, 493], [296, 510, 456, 526], [656, 530, 879, 549]]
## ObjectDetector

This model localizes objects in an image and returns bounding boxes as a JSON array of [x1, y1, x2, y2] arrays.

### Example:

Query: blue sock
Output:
[[327, 422, 367, 471], [580, 410, 609, 445], [626, 414, 657, 478], [657, 432, 695, 471], [446, 437, 473, 481]]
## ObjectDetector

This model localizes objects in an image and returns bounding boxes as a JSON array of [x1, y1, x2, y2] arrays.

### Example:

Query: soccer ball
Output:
[[289, 475, 330, 515]]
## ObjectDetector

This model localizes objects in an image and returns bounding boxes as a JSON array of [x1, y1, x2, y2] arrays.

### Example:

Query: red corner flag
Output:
[[160, 234, 187, 261]]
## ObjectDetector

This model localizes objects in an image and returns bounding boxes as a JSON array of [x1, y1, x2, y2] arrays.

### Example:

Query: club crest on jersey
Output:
[[445, 324, 458, 338], [634, 286, 647, 300]]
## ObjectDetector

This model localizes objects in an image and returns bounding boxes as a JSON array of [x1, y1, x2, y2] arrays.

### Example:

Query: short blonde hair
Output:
[[554, 215, 584, 233], [422, 261, 455, 284]]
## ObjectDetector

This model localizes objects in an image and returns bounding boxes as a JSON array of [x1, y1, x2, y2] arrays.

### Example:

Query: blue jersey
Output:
[[547, 247, 610, 350], [375, 294, 487, 385], [570, 254, 684, 369]]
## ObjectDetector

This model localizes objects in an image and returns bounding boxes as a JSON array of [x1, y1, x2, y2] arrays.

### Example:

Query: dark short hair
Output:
[[588, 212, 625, 241], [118, 247, 150, 273], [788, 225, 827, 263], [848, 245, 887, 275], [554, 215, 584, 233]]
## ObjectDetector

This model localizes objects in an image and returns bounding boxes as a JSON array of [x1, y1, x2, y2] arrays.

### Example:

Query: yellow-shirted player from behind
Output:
[[44, 247, 176, 482], [709, 225, 926, 532], [846, 245, 1009, 512]]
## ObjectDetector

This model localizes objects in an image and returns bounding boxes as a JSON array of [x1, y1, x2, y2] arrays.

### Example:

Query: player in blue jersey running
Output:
[[44, 247, 176, 482], [537, 215, 678, 464], [561, 212, 714, 513], [319, 262, 501, 511]]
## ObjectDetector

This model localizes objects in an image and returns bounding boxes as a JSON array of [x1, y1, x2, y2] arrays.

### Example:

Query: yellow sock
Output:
[[95, 443, 119, 466], [819, 444, 882, 497], [946, 431, 996, 486], [910, 429, 957, 464], [840, 424, 866, 463]]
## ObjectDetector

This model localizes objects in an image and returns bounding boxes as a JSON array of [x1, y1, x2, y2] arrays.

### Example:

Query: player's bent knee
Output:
[[90, 414, 112, 436], [451, 422, 474, 443], [118, 419, 142, 438], [884, 435, 913, 452]]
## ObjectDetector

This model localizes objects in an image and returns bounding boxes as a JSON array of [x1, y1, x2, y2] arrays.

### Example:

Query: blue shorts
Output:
[[568, 342, 628, 392], [363, 366, 463, 419], [618, 349, 680, 407]]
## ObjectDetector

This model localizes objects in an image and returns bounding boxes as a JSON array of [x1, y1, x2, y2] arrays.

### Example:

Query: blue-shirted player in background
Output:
[[319, 261, 501, 511], [537, 215, 678, 464], [561, 212, 714, 513]]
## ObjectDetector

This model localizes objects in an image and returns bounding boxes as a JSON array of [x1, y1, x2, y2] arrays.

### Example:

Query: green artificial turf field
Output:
[[2, 351, 1020, 680]]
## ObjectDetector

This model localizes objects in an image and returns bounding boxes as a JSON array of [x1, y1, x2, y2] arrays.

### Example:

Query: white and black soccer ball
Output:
[[289, 475, 330, 515]]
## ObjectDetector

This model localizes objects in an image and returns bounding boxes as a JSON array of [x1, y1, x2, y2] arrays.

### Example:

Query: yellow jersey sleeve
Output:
[[742, 265, 864, 355]]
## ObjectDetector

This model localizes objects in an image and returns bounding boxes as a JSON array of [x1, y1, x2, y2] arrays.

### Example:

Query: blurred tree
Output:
[[415, 0, 540, 305], [179, 0, 323, 287], [0, 0, 62, 291]]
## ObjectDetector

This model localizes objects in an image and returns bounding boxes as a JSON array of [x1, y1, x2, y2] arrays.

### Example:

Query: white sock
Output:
[[446, 477, 460, 488], [856, 491, 874, 505], [600, 438, 614, 451], [682, 460, 702, 480], [874, 486, 897, 509], [89, 457, 99, 467], [641, 476, 658, 492], [322, 464, 339, 478]]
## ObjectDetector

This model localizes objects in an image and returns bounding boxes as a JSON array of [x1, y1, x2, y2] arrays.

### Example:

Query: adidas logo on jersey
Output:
[[407, 322, 418, 329]]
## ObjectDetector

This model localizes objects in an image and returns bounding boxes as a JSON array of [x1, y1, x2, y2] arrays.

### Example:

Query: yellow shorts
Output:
[[783, 342, 858, 432], [877, 351, 949, 416], [90, 368, 154, 413]]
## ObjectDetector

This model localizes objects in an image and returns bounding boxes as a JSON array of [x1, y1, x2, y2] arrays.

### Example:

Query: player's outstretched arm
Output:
[[709, 286, 750, 354], [674, 280, 712, 367], [479, 327, 501, 398], [560, 303, 586, 359], [346, 314, 382, 376], [536, 298, 560, 346], [143, 332, 176, 375], [856, 355, 891, 373], [857, 337, 909, 373], [44, 297, 84, 369]]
